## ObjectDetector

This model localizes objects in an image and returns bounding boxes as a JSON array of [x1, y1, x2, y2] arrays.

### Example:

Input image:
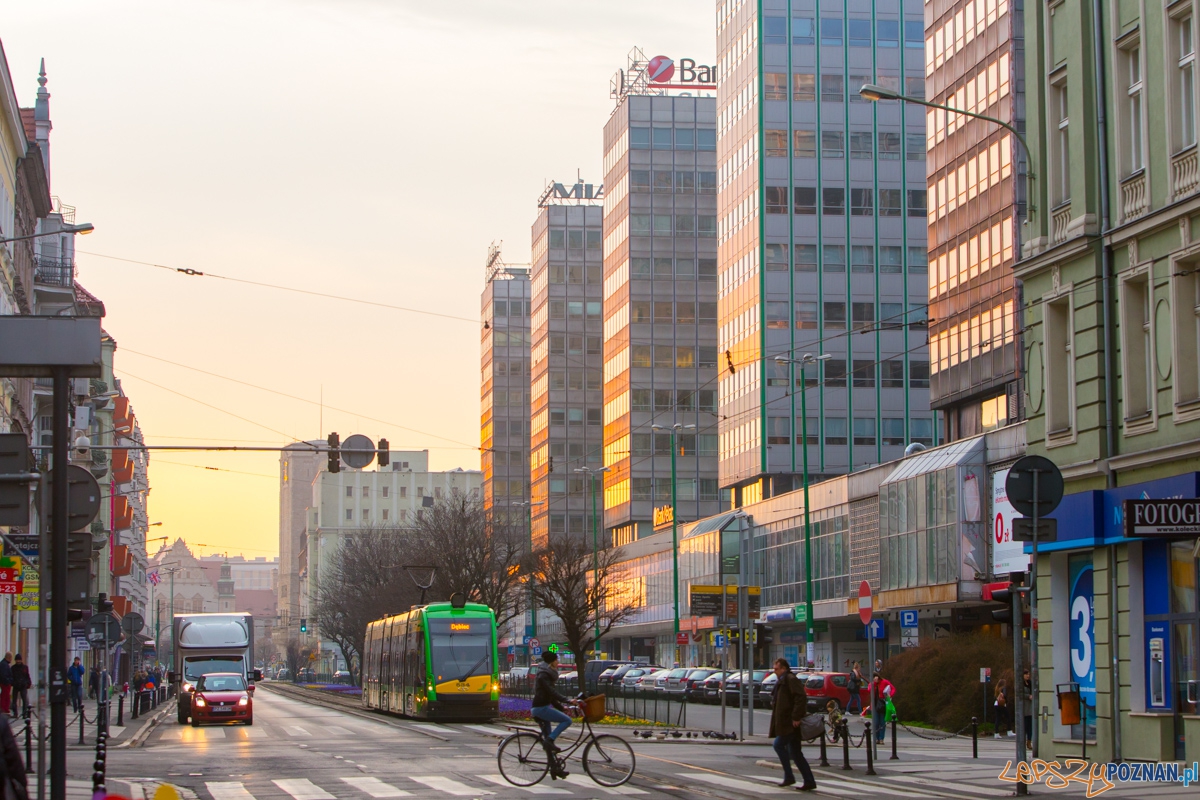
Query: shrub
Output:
[[881, 631, 1013, 733]]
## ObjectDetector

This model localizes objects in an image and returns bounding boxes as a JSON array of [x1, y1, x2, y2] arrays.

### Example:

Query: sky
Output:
[[1, 0, 714, 559]]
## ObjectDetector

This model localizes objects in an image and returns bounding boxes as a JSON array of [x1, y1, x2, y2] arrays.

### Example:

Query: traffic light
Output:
[[546, 456, 554, 473], [327, 433, 340, 473], [985, 574, 1028, 626], [759, 625, 775, 645], [65, 530, 92, 608], [377, 439, 389, 468], [96, 592, 113, 614], [300, 618, 307, 633]]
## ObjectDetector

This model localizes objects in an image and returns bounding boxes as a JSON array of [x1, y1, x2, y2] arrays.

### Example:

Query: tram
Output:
[[362, 594, 499, 720]]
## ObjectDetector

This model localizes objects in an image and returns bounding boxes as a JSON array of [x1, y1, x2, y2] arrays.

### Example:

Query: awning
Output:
[[681, 511, 743, 540], [880, 435, 985, 486]]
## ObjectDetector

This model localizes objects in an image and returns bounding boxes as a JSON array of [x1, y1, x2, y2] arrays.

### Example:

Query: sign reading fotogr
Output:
[[1123, 498, 1200, 537], [992, 468, 1029, 573]]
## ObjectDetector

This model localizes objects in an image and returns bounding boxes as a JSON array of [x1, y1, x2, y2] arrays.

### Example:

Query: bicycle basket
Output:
[[583, 694, 607, 723]]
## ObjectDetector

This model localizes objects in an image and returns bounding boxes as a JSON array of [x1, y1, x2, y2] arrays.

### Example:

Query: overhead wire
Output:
[[151, 460, 278, 479]]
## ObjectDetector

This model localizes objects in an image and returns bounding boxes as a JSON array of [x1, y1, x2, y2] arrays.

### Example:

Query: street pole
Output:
[[50, 368, 68, 800], [799, 362, 815, 668], [590, 474, 600, 656], [670, 425, 679, 660], [527, 502, 536, 640], [1030, 470, 1041, 759]]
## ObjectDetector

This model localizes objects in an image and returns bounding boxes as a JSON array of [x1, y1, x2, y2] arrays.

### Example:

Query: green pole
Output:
[[671, 425, 680, 646], [800, 362, 815, 668], [591, 474, 600, 656], [527, 502, 537, 639]]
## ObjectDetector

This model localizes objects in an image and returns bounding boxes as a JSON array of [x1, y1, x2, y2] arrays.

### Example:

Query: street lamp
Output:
[[651, 422, 695, 658], [774, 354, 831, 667], [511, 500, 545, 643], [0, 223, 95, 244], [573, 467, 609, 657]]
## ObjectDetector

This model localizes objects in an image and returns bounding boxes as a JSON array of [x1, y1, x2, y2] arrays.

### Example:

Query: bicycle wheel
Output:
[[497, 732, 550, 787], [583, 734, 635, 787]]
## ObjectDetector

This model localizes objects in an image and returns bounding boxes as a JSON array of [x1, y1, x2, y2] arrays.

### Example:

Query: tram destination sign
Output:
[[1124, 498, 1200, 538]]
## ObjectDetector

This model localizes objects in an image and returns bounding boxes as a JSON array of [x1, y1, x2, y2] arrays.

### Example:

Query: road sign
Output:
[[507, 646, 515, 655], [1005, 456, 1064, 518], [1012, 517, 1058, 542], [528, 637, 540, 649], [858, 581, 873, 625], [73, 638, 90, 652], [980, 667, 992, 683], [532, 646, 542, 656], [713, 634, 727, 648], [899, 610, 918, 628], [48, 465, 102, 531], [122, 612, 145, 635], [865, 619, 886, 639], [675, 632, 689, 646], [86, 612, 122, 645], [340, 434, 376, 469], [793, 604, 807, 623], [690, 584, 760, 621]]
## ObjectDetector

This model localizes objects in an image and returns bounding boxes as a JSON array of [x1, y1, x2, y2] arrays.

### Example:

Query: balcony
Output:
[[112, 496, 133, 531], [111, 544, 133, 577], [1120, 172, 1149, 223], [1172, 146, 1200, 201], [33, 256, 74, 287], [112, 448, 133, 484], [1051, 204, 1073, 244], [111, 595, 132, 617]]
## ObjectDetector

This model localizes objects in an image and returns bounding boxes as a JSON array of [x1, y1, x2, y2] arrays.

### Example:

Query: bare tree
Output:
[[522, 536, 641, 675], [284, 637, 305, 682], [408, 492, 525, 629]]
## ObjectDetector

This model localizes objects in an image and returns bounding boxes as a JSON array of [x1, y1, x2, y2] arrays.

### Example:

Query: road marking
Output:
[[323, 726, 353, 736], [463, 725, 506, 738], [233, 726, 266, 738], [478, 774, 569, 794], [408, 777, 492, 796], [680, 772, 790, 794], [339, 777, 411, 797], [272, 780, 335, 800], [284, 726, 311, 737], [186, 728, 227, 740], [207, 782, 255, 800], [408, 723, 453, 736], [563, 774, 646, 795]]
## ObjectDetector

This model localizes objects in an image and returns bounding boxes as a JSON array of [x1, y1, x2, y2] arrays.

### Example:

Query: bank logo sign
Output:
[[646, 56, 715, 84], [647, 55, 675, 82]]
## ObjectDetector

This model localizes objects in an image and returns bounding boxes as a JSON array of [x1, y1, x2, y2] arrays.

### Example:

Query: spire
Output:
[[34, 59, 51, 186]]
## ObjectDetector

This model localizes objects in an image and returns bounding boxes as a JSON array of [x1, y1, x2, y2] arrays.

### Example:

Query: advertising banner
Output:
[[992, 468, 1030, 573], [1068, 554, 1096, 711]]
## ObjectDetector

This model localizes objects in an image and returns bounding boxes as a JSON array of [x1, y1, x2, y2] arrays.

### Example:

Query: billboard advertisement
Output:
[[992, 468, 1029, 573]]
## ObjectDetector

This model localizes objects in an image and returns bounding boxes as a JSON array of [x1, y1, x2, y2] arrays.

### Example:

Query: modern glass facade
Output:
[[716, 0, 934, 507], [924, 0, 1025, 440], [600, 95, 725, 545], [480, 252, 531, 521], [528, 196, 605, 548]]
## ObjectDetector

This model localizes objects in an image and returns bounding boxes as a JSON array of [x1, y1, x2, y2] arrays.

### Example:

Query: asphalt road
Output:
[[94, 687, 1176, 800]]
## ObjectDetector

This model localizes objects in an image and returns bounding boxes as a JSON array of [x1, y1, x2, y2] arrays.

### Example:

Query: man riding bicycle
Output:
[[530, 651, 580, 777]]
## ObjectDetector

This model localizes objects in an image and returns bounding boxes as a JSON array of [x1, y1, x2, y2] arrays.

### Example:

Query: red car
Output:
[[801, 672, 870, 712], [190, 673, 253, 726]]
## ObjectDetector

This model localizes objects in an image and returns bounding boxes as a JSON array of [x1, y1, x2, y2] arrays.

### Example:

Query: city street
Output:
[[86, 688, 1190, 800]]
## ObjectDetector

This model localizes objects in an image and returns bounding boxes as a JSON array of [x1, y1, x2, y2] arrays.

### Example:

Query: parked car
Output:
[[332, 670, 352, 685], [558, 670, 579, 692], [610, 663, 660, 689], [721, 670, 769, 706], [676, 668, 720, 700], [633, 672, 660, 691], [665, 667, 707, 695], [596, 667, 621, 689], [802, 671, 869, 711], [620, 667, 661, 688], [702, 671, 729, 703], [652, 668, 680, 693], [586, 660, 638, 693]]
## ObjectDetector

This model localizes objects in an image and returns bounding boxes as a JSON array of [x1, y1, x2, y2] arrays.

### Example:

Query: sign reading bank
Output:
[[646, 56, 717, 85]]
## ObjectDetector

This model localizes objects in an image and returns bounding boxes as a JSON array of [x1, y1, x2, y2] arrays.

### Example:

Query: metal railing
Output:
[[601, 685, 687, 727], [33, 256, 74, 287]]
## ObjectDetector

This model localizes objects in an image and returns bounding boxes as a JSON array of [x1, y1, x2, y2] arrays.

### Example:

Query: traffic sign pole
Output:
[[859, 580, 875, 762]]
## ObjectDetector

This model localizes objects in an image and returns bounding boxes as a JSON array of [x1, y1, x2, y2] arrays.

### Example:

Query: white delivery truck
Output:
[[169, 613, 262, 724]]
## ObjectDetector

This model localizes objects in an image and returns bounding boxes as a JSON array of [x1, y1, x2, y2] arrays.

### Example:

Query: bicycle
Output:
[[497, 695, 636, 788]]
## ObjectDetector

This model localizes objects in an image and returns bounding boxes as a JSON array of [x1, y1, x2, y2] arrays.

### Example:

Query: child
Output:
[[826, 700, 844, 742]]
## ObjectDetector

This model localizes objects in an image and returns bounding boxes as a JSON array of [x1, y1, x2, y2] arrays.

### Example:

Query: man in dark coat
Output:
[[10, 655, 30, 718], [768, 658, 816, 790]]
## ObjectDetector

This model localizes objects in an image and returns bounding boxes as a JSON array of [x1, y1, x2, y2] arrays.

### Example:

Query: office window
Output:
[[851, 132, 874, 159], [493, 300, 506, 318], [1053, 80, 1071, 205], [823, 188, 845, 215], [1176, 13, 1197, 149], [587, 301, 601, 319], [675, 171, 695, 193], [765, 243, 788, 271], [851, 245, 874, 273], [880, 303, 904, 330], [630, 170, 651, 192], [675, 128, 695, 149], [631, 215, 651, 236], [568, 301, 583, 319], [765, 72, 788, 101], [877, 19, 899, 48], [823, 130, 845, 159], [879, 246, 903, 274], [699, 259, 717, 278], [881, 418, 905, 445], [631, 301, 651, 323], [826, 417, 848, 445], [653, 215, 672, 235], [848, 19, 871, 46], [698, 129, 716, 150], [698, 171, 717, 194], [822, 74, 844, 101], [850, 188, 873, 216], [909, 247, 928, 272], [652, 127, 673, 149], [794, 129, 817, 158], [796, 417, 820, 444], [767, 416, 791, 444], [907, 190, 926, 217], [877, 132, 900, 159], [878, 189, 902, 216], [853, 359, 875, 387], [796, 244, 818, 272], [906, 77, 924, 99], [699, 302, 717, 322], [823, 244, 846, 272], [852, 302, 875, 330], [905, 20, 924, 48], [766, 302, 791, 329], [698, 216, 717, 237], [1120, 272, 1155, 424], [765, 129, 788, 157], [653, 300, 673, 320], [676, 214, 696, 235], [853, 417, 876, 445], [630, 127, 650, 149], [631, 389, 652, 411], [821, 18, 843, 46], [824, 360, 847, 388], [653, 171, 673, 193], [911, 418, 933, 445], [631, 257, 651, 277], [766, 186, 790, 214], [911, 361, 930, 388], [631, 346, 651, 368], [906, 134, 925, 161], [794, 187, 818, 214], [794, 73, 816, 101], [881, 359, 905, 386], [797, 301, 819, 329], [764, 16, 787, 44], [824, 302, 847, 329]]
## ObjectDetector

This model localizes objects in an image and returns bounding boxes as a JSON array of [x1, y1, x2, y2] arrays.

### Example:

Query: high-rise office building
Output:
[[480, 244, 531, 519], [600, 62, 724, 545], [716, 1, 935, 506], [528, 182, 605, 547], [924, 0, 1024, 440]]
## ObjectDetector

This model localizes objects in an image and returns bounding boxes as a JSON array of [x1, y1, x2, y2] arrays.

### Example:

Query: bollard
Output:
[[93, 730, 107, 796], [131, 692, 139, 720], [972, 717, 978, 759], [78, 708, 86, 745], [818, 719, 829, 767], [117, 694, 124, 727], [864, 721, 876, 776], [840, 719, 852, 770], [891, 718, 898, 760], [23, 708, 31, 769]]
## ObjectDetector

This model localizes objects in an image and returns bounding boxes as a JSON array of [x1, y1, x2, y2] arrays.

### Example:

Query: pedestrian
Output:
[[0, 653, 12, 715], [1022, 669, 1033, 749], [10, 656, 30, 719], [994, 678, 1011, 738], [67, 657, 85, 712], [0, 713, 27, 800], [825, 700, 844, 743], [846, 662, 865, 714], [871, 672, 895, 743], [88, 665, 100, 700], [769, 657, 816, 791]]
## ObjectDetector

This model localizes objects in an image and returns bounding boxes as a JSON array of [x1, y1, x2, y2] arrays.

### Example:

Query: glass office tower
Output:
[[716, 0, 934, 506]]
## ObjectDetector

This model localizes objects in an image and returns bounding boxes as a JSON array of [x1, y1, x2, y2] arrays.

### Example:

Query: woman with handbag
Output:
[[994, 678, 1011, 738], [769, 658, 816, 791]]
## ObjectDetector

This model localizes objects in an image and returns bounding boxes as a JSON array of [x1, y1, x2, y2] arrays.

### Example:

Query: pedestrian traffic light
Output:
[[759, 625, 775, 645], [546, 456, 553, 473], [327, 433, 340, 473], [96, 592, 113, 614], [300, 618, 307, 633], [377, 439, 389, 468], [985, 575, 1028, 625]]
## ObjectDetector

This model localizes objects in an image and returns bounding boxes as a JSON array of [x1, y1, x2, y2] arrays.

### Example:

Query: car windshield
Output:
[[428, 618, 493, 684], [183, 657, 244, 681], [197, 675, 245, 692], [752, 671, 767, 680]]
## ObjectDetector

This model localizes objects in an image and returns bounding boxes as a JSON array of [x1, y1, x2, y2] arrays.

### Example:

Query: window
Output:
[[796, 301, 819, 329], [767, 416, 791, 444], [652, 127, 673, 149], [853, 359, 875, 387], [400, 486, 407, 498], [906, 134, 925, 161], [653, 215, 672, 235], [796, 244, 818, 272], [794, 187, 818, 214], [823, 244, 846, 272], [905, 20, 924, 48], [794, 130, 816, 158], [362, 486, 370, 498], [1044, 294, 1075, 436], [877, 189, 901, 216], [698, 215, 717, 237], [631, 301, 651, 323], [822, 74, 844, 101], [362, 509, 370, 521], [1053, 79, 1071, 205], [909, 247, 928, 272], [796, 416, 819, 443], [793, 17, 815, 45], [911, 360, 930, 388], [765, 243, 788, 271], [764, 16, 787, 44], [675, 128, 695, 149], [675, 171, 695, 193], [345, 486, 352, 497], [823, 188, 845, 215], [382, 509, 389, 521], [853, 417, 876, 445], [822, 130, 844, 159], [912, 418, 933, 444], [698, 171, 717, 194], [1122, 44, 1144, 174], [794, 73, 816, 101], [630, 127, 650, 149], [906, 77, 924, 99], [851, 132, 874, 159], [852, 302, 875, 329], [848, 19, 871, 46], [1177, 13, 1197, 149], [877, 132, 899, 159], [824, 302, 847, 329], [765, 129, 787, 157], [821, 18, 843, 46], [345, 508, 352, 520], [877, 19, 898, 47], [1172, 260, 1200, 408], [653, 171, 673, 193], [632, 389, 652, 411], [850, 188, 873, 215], [698, 129, 716, 150], [1119, 271, 1155, 425], [881, 359, 905, 386], [382, 486, 389, 498], [766, 302, 791, 328], [849, 75, 872, 102], [631, 215, 651, 236], [676, 214, 696, 235], [907, 190, 927, 217], [766, 186, 790, 214], [826, 417, 848, 445], [851, 245, 874, 273], [630, 170, 650, 192], [765, 73, 788, 101], [879, 246, 903, 274], [881, 418, 905, 446]]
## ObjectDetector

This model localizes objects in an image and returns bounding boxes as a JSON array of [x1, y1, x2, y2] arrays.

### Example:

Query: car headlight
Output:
[[183, 682, 195, 693], [194, 696, 206, 707], [237, 696, 249, 706]]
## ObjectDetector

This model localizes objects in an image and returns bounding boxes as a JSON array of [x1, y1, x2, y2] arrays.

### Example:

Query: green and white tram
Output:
[[362, 596, 498, 720]]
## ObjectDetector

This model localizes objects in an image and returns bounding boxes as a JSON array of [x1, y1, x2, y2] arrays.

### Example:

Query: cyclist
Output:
[[531, 651, 579, 774]]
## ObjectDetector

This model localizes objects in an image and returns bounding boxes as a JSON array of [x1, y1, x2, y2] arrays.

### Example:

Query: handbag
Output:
[[798, 713, 825, 741]]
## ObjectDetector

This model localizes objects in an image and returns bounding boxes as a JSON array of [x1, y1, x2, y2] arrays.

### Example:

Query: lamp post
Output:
[[511, 500, 544, 649], [0, 223, 94, 244], [573, 467, 609, 657], [651, 422, 695, 660], [774, 354, 831, 667]]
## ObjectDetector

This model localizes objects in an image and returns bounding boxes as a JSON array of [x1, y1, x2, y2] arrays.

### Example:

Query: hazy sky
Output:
[[2, 1, 713, 558]]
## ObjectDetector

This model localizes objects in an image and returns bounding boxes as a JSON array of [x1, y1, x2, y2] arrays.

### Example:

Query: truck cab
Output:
[[170, 613, 261, 724]]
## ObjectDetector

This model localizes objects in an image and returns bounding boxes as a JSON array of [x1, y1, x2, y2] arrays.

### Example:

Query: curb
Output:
[[117, 705, 172, 748]]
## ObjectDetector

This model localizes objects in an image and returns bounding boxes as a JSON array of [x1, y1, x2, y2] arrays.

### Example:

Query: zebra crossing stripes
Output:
[[272, 779, 336, 800], [678, 773, 791, 794], [478, 774, 570, 794], [337, 777, 411, 797], [206, 782, 256, 800], [408, 776, 494, 796], [561, 774, 647, 795]]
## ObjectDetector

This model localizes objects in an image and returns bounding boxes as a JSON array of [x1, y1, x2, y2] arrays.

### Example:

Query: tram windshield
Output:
[[428, 617, 493, 684]]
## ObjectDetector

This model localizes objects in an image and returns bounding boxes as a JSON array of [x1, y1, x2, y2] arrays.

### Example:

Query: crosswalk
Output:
[[157, 720, 510, 744], [192, 774, 647, 800]]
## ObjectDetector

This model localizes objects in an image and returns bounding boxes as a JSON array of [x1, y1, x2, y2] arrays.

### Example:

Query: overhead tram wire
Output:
[[151, 460, 278, 479]]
